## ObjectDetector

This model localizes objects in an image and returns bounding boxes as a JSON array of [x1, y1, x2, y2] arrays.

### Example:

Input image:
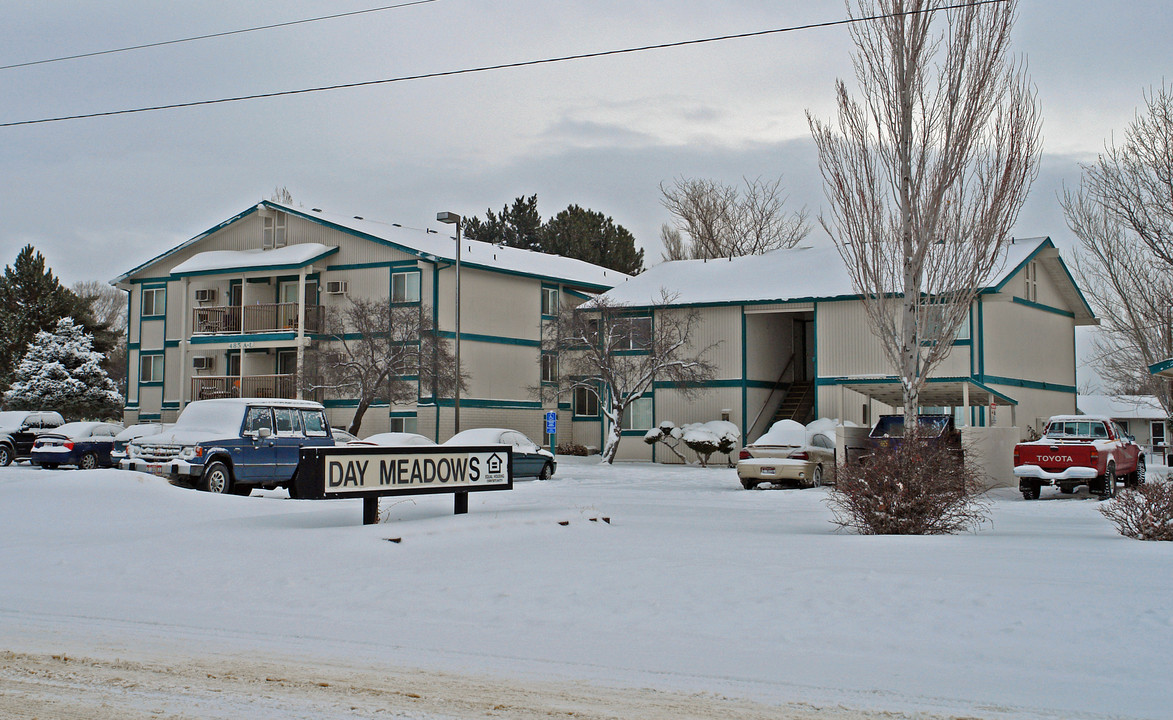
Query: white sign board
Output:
[[321, 449, 510, 496]]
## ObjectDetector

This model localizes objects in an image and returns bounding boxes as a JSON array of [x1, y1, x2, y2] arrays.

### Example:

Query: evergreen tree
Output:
[[463, 195, 644, 274], [4, 317, 124, 419], [542, 204, 644, 275], [0, 245, 82, 388]]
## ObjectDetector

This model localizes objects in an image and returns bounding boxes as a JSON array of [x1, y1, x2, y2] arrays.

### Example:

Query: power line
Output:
[[0, 0, 437, 71], [0, 0, 1009, 128]]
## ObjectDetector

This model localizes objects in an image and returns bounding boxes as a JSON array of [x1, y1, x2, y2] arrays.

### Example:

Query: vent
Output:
[[325, 280, 349, 295], [194, 288, 216, 303], [192, 356, 214, 371]]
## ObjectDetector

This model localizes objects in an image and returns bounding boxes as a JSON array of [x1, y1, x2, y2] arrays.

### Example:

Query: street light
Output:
[[436, 211, 462, 435]]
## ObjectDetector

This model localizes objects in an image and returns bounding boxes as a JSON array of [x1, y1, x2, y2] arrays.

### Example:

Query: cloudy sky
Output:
[[2, 1, 1169, 386]]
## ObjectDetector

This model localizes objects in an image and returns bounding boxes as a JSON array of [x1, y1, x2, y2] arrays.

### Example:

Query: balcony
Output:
[[192, 374, 322, 402], [192, 303, 324, 335]]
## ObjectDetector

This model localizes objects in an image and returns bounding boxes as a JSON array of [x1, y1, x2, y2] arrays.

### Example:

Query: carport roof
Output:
[[826, 376, 1018, 408]]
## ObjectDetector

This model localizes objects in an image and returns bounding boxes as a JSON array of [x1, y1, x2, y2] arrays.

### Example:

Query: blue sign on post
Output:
[[545, 411, 557, 435]]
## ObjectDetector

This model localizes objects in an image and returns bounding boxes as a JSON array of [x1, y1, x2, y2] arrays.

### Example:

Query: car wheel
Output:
[[1136, 457, 1146, 486], [0, 445, 11, 467], [740, 479, 758, 490], [538, 463, 554, 480], [1021, 482, 1041, 500], [811, 465, 824, 488], [199, 461, 233, 494], [78, 452, 99, 470], [1100, 464, 1116, 500], [230, 483, 253, 496]]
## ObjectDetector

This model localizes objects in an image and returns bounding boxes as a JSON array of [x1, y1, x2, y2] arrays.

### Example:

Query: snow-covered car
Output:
[[30, 421, 124, 469], [348, 432, 436, 447], [443, 428, 555, 479], [0, 410, 66, 466], [736, 419, 836, 489], [120, 398, 335, 495], [109, 423, 171, 464], [330, 429, 359, 444]]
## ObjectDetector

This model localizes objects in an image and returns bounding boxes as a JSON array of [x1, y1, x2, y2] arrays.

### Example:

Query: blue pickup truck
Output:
[[120, 398, 337, 496]]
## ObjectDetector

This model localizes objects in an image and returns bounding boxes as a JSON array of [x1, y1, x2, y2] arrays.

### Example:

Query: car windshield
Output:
[[173, 402, 247, 433], [1045, 421, 1104, 438]]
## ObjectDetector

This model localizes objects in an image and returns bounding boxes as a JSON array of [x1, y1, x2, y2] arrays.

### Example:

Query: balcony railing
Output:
[[192, 374, 322, 402], [192, 303, 323, 335]]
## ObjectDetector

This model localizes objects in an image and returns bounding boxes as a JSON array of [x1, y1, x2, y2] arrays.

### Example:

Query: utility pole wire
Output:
[[0, 0, 1008, 128], [0, 0, 437, 71]]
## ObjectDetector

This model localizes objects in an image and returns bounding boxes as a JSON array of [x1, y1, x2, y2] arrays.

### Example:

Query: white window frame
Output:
[[542, 287, 559, 316], [573, 386, 599, 418], [1152, 420, 1167, 446], [389, 417, 419, 434], [263, 212, 288, 249], [621, 316, 652, 350], [142, 287, 165, 317], [1023, 260, 1038, 303], [139, 354, 164, 383], [541, 353, 557, 383], [391, 271, 421, 303]]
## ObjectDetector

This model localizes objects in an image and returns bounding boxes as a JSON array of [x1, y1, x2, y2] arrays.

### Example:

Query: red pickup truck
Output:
[[1013, 415, 1146, 500]]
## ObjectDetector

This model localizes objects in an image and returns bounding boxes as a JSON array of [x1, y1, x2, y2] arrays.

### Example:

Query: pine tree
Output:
[[4, 317, 124, 419], [542, 204, 644, 275], [0, 245, 106, 389]]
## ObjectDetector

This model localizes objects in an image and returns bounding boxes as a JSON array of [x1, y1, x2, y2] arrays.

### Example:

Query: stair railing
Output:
[[748, 353, 796, 439]]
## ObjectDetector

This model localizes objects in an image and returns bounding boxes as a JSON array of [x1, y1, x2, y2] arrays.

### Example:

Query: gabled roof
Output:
[[1078, 394, 1168, 421], [596, 237, 1095, 322], [115, 200, 628, 291], [1150, 358, 1173, 379]]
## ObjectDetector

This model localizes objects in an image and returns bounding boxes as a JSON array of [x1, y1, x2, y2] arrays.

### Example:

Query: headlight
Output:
[[126, 445, 138, 459], [178, 446, 204, 461]]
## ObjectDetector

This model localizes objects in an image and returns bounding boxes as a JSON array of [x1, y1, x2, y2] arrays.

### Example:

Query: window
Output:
[[274, 407, 302, 435], [622, 397, 653, 430], [244, 407, 274, 434], [142, 287, 165, 317], [573, 386, 599, 417], [1152, 421, 1166, 447], [302, 410, 329, 437], [139, 354, 163, 383], [922, 304, 970, 342], [392, 271, 421, 303], [1023, 260, 1038, 302], [389, 416, 418, 433], [621, 316, 652, 350], [542, 287, 559, 316], [541, 353, 558, 383], [263, 212, 287, 248]]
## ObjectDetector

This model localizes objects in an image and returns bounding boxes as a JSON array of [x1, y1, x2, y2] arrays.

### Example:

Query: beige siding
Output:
[[459, 341, 540, 401], [140, 320, 165, 349], [816, 300, 889, 377], [982, 297, 1076, 388], [816, 385, 895, 426], [668, 306, 740, 379]]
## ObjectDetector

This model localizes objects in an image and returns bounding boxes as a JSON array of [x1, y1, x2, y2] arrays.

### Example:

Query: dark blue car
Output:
[[30, 422, 124, 469]]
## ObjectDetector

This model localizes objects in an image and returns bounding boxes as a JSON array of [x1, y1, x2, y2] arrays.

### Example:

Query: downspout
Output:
[[296, 267, 307, 400]]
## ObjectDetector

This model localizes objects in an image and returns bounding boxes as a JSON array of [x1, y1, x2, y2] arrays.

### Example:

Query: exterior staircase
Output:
[[773, 379, 816, 425]]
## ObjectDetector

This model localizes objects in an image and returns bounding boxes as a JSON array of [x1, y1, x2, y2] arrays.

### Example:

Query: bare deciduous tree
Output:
[[808, 0, 1041, 428], [306, 299, 464, 436], [543, 291, 718, 464], [659, 176, 809, 260], [1061, 83, 1173, 414]]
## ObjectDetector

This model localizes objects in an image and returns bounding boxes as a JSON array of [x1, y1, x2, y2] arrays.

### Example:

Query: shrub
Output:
[[826, 437, 988, 535], [556, 442, 589, 457], [1100, 482, 1173, 541]]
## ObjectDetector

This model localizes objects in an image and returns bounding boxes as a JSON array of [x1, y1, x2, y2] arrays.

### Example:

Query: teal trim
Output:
[[138, 413, 162, 421], [991, 238, 1053, 293], [130, 276, 171, 285], [1011, 296, 1076, 318], [817, 375, 1019, 405], [653, 378, 764, 390], [164, 340, 180, 348], [812, 301, 819, 419], [115, 204, 261, 284], [171, 248, 339, 279], [983, 375, 1078, 394], [190, 332, 298, 345], [558, 402, 571, 410], [565, 288, 592, 301], [162, 402, 181, 409], [387, 410, 418, 418], [128, 342, 141, 350], [741, 307, 747, 445], [141, 281, 168, 290], [978, 296, 985, 381], [322, 399, 391, 409], [436, 330, 541, 348], [432, 262, 440, 440], [431, 398, 543, 409], [326, 259, 420, 271], [246, 277, 271, 284], [1149, 358, 1173, 376]]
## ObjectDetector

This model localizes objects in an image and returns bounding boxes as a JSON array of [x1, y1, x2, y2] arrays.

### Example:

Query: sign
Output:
[[545, 411, 557, 435], [296, 445, 513, 500]]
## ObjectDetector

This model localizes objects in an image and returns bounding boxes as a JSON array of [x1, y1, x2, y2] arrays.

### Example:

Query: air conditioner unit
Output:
[[192, 356, 214, 371], [194, 288, 217, 303], [325, 280, 349, 295]]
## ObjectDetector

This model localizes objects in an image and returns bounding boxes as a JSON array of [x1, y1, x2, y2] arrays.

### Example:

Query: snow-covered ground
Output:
[[1, 457, 1171, 719]]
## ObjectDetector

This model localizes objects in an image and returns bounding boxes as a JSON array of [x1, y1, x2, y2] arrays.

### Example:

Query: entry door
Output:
[[792, 319, 814, 382]]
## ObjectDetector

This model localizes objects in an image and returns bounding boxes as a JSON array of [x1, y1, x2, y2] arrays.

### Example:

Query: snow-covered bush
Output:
[[556, 442, 590, 456], [1100, 483, 1173, 541], [644, 421, 688, 463], [681, 420, 739, 467], [827, 437, 988, 535], [3, 317, 123, 419]]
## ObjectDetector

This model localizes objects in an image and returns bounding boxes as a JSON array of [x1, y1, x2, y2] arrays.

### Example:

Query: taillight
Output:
[[738, 449, 750, 460], [1013, 448, 1020, 464], [1090, 449, 1099, 463], [791, 451, 809, 460], [64, 441, 74, 450]]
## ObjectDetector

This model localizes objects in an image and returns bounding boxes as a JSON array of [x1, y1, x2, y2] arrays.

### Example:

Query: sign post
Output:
[[545, 410, 557, 455]]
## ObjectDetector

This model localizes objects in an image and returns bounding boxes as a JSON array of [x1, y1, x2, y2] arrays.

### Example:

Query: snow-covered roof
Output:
[[170, 243, 338, 276], [596, 237, 1089, 315], [117, 200, 628, 291], [1078, 395, 1168, 421]]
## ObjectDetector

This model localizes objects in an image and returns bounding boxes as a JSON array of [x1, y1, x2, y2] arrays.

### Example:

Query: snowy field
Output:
[[1, 457, 1171, 719]]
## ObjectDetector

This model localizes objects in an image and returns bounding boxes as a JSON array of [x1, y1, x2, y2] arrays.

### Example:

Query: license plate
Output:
[[761, 467, 776, 476], [146, 463, 165, 474]]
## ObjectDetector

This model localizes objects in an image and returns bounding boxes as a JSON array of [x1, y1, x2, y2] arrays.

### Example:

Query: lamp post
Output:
[[436, 211, 462, 435]]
